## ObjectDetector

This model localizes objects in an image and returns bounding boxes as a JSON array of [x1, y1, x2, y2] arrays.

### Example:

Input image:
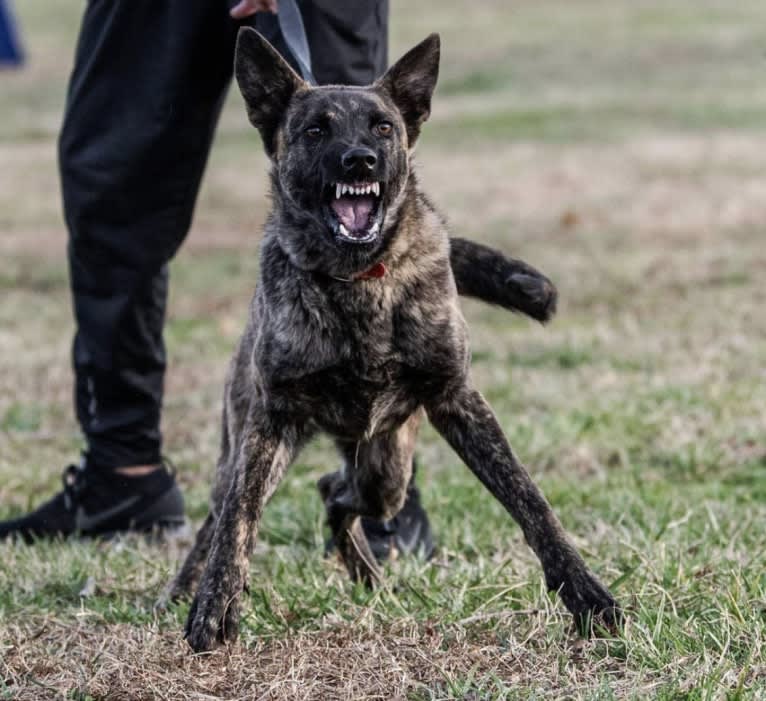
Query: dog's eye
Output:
[[305, 126, 323, 138], [374, 121, 393, 137]]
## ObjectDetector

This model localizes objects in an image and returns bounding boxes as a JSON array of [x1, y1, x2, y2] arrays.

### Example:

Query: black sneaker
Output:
[[0, 460, 185, 543], [325, 478, 435, 563]]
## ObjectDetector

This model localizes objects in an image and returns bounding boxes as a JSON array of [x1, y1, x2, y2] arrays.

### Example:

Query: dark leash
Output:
[[277, 0, 316, 85]]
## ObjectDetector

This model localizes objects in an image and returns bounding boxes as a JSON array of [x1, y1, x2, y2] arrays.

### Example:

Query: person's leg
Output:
[[63, 1, 238, 474], [0, 0, 238, 540], [301, 0, 388, 85]]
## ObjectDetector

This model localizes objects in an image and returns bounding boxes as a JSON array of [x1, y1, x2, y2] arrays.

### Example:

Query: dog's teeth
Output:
[[339, 223, 349, 235], [335, 183, 342, 199], [365, 185, 372, 194], [370, 222, 380, 234], [373, 182, 380, 196], [341, 184, 348, 196]]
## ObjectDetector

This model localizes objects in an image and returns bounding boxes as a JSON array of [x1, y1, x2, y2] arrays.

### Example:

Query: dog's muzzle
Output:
[[323, 179, 385, 244]]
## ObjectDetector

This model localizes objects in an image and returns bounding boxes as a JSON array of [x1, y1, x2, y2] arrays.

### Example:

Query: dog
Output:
[[166, 29, 620, 653]]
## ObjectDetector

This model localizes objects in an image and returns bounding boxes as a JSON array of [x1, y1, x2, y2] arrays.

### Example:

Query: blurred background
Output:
[[2, 0, 764, 480], [1, 1, 765, 697]]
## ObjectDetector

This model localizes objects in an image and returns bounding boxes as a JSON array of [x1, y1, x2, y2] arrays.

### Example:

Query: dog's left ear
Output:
[[235, 27, 306, 157], [376, 33, 440, 147]]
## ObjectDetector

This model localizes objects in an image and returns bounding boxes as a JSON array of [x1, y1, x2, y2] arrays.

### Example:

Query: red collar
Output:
[[331, 261, 387, 282], [354, 262, 387, 280]]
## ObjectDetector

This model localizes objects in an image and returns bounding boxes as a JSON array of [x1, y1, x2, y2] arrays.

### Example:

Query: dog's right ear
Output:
[[235, 27, 305, 157], [376, 33, 440, 147]]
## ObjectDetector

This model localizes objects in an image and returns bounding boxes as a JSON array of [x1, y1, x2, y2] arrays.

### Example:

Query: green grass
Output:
[[2, 0, 766, 698]]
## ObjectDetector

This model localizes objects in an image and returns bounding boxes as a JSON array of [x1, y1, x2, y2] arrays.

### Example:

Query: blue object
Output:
[[0, 0, 24, 66]]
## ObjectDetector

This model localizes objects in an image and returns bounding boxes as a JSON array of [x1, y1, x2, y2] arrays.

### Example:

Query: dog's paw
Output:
[[184, 590, 241, 653], [557, 569, 622, 637]]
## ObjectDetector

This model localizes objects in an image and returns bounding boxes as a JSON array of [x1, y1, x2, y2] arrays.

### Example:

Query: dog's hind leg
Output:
[[156, 512, 216, 609], [328, 508, 383, 588], [318, 467, 381, 586], [321, 412, 422, 587], [184, 414, 304, 652], [426, 385, 620, 634]]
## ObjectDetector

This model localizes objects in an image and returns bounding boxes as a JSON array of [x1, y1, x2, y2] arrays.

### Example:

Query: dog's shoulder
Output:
[[385, 185, 451, 288]]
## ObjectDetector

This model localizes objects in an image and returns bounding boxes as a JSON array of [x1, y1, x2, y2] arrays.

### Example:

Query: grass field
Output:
[[2, 1, 766, 698]]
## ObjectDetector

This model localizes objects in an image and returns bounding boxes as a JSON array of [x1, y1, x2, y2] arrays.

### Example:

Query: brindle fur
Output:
[[169, 30, 619, 653]]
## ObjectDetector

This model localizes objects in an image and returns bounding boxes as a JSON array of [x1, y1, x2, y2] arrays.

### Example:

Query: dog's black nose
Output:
[[342, 147, 377, 172]]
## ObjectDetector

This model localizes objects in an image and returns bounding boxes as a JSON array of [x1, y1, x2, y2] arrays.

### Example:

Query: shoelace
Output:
[[61, 464, 86, 511]]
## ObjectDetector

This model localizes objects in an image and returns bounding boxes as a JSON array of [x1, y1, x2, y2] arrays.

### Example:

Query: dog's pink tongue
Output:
[[331, 196, 374, 232]]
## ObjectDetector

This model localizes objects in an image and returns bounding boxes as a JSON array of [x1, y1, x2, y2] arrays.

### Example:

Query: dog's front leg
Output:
[[426, 385, 620, 633], [185, 415, 301, 653]]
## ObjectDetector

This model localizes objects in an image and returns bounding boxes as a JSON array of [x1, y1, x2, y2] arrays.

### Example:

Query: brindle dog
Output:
[[170, 29, 620, 653]]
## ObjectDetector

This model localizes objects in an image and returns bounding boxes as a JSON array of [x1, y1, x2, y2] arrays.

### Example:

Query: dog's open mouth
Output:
[[323, 181, 385, 244]]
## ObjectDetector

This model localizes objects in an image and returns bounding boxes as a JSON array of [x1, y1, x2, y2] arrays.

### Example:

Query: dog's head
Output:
[[235, 29, 440, 274]]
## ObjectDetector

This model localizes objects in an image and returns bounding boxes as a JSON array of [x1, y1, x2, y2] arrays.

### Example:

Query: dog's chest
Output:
[[261, 285, 456, 438], [293, 360, 421, 439], [267, 333, 421, 439]]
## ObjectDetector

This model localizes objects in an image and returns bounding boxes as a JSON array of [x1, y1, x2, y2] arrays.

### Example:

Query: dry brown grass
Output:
[[3, 617, 647, 700]]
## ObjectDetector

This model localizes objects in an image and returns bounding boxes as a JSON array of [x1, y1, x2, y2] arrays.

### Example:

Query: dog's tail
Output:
[[449, 237, 557, 324]]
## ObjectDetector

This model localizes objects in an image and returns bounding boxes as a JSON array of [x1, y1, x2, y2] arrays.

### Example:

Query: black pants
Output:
[[59, 1, 389, 469]]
